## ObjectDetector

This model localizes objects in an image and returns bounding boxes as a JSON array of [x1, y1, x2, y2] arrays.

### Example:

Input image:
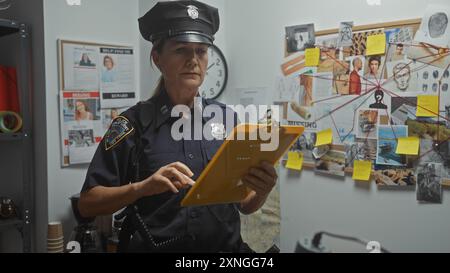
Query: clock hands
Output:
[[207, 63, 215, 71]]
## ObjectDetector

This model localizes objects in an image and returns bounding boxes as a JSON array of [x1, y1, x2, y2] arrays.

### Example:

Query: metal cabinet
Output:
[[0, 18, 33, 253]]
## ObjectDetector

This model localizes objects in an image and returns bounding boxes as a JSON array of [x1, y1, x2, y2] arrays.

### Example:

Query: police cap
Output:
[[139, 0, 220, 45]]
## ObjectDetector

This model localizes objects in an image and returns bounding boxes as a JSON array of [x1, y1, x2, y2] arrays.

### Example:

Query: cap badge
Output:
[[187, 5, 199, 20]]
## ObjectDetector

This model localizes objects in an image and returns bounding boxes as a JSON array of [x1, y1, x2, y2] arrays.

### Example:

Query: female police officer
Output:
[[78, 0, 278, 252]]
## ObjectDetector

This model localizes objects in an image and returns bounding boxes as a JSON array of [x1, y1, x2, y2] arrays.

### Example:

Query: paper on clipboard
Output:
[[181, 124, 304, 207]]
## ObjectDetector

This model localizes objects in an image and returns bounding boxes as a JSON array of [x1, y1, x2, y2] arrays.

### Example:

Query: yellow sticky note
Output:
[[305, 48, 321, 67], [417, 95, 439, 117], [396, 137, 420, 155], [315, 128, 333, 147], [366, 34, 386, 56], [353, 160, 372, 181], [286, 152, 303, 171]]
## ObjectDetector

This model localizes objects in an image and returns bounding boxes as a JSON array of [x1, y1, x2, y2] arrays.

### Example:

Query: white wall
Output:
[[43, 0, 140, 252], [224, 0, 450, 252]]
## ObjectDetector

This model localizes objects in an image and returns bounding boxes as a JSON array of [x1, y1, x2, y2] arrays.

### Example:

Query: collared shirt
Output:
[[81, 89, 241, 252]]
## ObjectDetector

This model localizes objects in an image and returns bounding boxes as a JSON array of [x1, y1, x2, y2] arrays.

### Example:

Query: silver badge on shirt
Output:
[[211, 123, 226, 140]]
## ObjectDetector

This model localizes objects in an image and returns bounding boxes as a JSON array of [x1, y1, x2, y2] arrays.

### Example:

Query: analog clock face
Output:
[[199, 45, 228, 100]]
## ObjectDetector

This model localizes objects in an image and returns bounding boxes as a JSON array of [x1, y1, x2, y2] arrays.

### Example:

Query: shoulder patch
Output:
[[104, 116, 135, 151]]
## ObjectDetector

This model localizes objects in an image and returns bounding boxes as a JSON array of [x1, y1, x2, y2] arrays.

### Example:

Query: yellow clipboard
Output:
[[181, 124, 305, 207]]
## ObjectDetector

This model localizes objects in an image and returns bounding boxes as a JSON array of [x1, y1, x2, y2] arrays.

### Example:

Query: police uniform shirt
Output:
[[81, 89, 241, 252]]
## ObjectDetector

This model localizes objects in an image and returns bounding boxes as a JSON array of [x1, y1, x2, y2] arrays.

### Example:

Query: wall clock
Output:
[[200, 44, 228, 100]]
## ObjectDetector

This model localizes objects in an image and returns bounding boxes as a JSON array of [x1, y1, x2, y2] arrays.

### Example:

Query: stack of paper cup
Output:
[[47, 222, 64, 253]]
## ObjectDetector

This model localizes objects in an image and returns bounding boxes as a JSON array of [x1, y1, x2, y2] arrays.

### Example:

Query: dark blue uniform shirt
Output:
[[81, 89, 241, 252]]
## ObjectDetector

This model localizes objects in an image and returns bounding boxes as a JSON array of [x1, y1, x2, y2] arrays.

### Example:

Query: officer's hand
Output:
[[243, 161, 278, 198], [137, 162, 195, 197]]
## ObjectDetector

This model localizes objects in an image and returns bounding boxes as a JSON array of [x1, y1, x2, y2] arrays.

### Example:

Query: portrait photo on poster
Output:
[[63, 97, 101, 122], [61, 41, 100, 91], [286, 23, 316, 53]]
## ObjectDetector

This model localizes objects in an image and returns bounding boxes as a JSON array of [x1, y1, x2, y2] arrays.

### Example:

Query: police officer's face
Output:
[[155, 40, 209, 92]]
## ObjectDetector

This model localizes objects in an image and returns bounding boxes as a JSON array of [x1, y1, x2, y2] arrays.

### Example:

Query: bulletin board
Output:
[[57, 40, 137, 167], [280, 15, 450, 203]]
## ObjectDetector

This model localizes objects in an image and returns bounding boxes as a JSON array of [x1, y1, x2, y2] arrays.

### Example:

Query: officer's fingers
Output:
[[156, 175, 179, 194], [260, 161, 278, 179], [242, 175, 266, 195], [249, 167, 275, 187], [169, 162, 194, 177], [172, 181, 184, 190], [164, 167, 195, 186]]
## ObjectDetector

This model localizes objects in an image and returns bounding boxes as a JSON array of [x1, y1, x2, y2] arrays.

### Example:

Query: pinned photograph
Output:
[[101, 107, 128, 132], [414, 4, 450, 48], [347, 56, 366, 95], [356, 109, 378, 139], [350, 29, 384, 56], [407, 119, 450, 141], [62, 92, 101, 122], [315, 148, 346, 177], [338, 22, 354, 47], [316, 34, 350, 73], [373, 166, 416, 187], [417, 162, 443, 203], [364, 55, 387, 81], [346, 139, 377, 168], [418, 139, 450, 184], [288, 132, 317, 167], [385, 27, 414, 62], [376, 125, 408, 166], [286, 24, 316, 53], [69, 129, 95, 148], [390, 96, 417, 125], [61, 42, 100, 91]]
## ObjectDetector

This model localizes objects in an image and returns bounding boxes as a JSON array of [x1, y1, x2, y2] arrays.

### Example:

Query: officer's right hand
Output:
[[136, 162, 195, 197]]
